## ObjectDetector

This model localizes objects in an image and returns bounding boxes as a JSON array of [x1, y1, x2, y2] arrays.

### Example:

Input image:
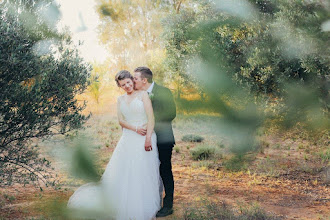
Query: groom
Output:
[[133, 67, 176, 217]]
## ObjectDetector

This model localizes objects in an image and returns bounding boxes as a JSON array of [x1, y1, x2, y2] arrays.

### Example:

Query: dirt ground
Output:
[[1, 114, 329, 219]]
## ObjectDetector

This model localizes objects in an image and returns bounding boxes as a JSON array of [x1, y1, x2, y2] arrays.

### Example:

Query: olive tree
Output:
[[0, 1, 91, 186]]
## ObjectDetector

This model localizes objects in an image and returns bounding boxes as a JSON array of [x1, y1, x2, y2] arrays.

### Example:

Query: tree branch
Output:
[[0, 158, 50, 187]]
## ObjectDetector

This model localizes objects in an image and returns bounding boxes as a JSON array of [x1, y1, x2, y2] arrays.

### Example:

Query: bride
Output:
[[67, 70, 160, 220]]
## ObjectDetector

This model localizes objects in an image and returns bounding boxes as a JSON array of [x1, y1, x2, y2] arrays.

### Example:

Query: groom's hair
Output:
[[134, 66, 153, 83]]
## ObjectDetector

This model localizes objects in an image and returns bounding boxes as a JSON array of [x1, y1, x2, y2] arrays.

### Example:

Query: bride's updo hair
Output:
[[115, 70, 134, 87]]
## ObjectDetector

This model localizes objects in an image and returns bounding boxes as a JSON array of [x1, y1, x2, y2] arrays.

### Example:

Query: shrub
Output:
[[223, 155, 247, 172], [174, 146, 180, 153], [182, 134, 204, 143], [190, 144, 216, 160]]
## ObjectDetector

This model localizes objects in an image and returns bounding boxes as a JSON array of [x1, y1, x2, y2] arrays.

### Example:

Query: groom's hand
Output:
[[137, 127, 147, 136]]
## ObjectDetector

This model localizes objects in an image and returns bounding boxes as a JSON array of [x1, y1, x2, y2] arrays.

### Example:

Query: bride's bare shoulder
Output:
[[137, 91, 148, 99], [117, 94, 125, 102], [139, 90, 148, 95]]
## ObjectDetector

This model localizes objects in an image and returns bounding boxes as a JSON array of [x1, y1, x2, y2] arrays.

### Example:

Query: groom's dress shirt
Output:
[[147, 81, 155, 94]]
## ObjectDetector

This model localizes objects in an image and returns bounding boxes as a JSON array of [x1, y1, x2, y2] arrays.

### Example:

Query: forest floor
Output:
[[1, 112, 329, 220]]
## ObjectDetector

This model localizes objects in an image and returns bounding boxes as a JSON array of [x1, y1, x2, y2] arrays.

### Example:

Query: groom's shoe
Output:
[[156, 207, 173, 217]]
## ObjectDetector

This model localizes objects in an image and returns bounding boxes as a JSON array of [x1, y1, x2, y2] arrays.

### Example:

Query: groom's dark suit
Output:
[[150, 83, 176, 208]]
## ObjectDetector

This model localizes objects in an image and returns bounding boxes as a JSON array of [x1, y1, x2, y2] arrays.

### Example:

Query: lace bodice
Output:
[[118, 92, 148, 127]]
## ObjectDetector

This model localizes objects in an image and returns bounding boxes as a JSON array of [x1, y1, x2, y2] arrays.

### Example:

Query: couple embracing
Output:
[[68, 67, 176, 220]]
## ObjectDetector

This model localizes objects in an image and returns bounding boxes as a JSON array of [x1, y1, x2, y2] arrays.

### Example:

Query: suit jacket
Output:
[[151, 83, 176, 147]]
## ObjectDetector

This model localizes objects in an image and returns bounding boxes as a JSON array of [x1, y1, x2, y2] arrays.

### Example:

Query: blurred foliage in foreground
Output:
[[160, 0, 329, 157], [0, 0, 91, 186], [69, 136, 101, 182]]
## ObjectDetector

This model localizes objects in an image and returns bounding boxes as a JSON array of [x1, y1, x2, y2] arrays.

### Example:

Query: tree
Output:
[[162, 1, 217, 98], [87, 61, 116, 106], [163, 0, 329, 111], [162, 0, 329, 157], [96, 0, 197, 85], [0, 1, 91, 186]]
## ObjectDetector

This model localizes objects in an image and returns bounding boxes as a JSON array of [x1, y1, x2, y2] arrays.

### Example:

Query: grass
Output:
[[253, 157, 281, 177], [191, 160, 214, 169], [2, 112, 329, 219], [182, 200, 281, 220], [27, 193, 70, 219], [2, 193, 16, 202], [318, 149, 330, 163], [223, 155, 249, 172]]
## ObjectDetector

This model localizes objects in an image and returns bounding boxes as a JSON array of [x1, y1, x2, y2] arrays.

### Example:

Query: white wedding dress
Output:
[[67, 93, 160, 220]]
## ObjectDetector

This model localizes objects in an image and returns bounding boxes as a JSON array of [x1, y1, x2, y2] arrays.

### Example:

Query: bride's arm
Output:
[[117, 96, 145, 134], [142, 91, 155, 151]]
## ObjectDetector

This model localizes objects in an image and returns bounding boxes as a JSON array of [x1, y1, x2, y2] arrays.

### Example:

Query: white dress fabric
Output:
[[67, 92, 160, 220]]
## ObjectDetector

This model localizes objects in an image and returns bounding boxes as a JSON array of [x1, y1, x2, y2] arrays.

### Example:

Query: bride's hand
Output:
[[136, 126, 147, 136], [145, 138, 152, 151]]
